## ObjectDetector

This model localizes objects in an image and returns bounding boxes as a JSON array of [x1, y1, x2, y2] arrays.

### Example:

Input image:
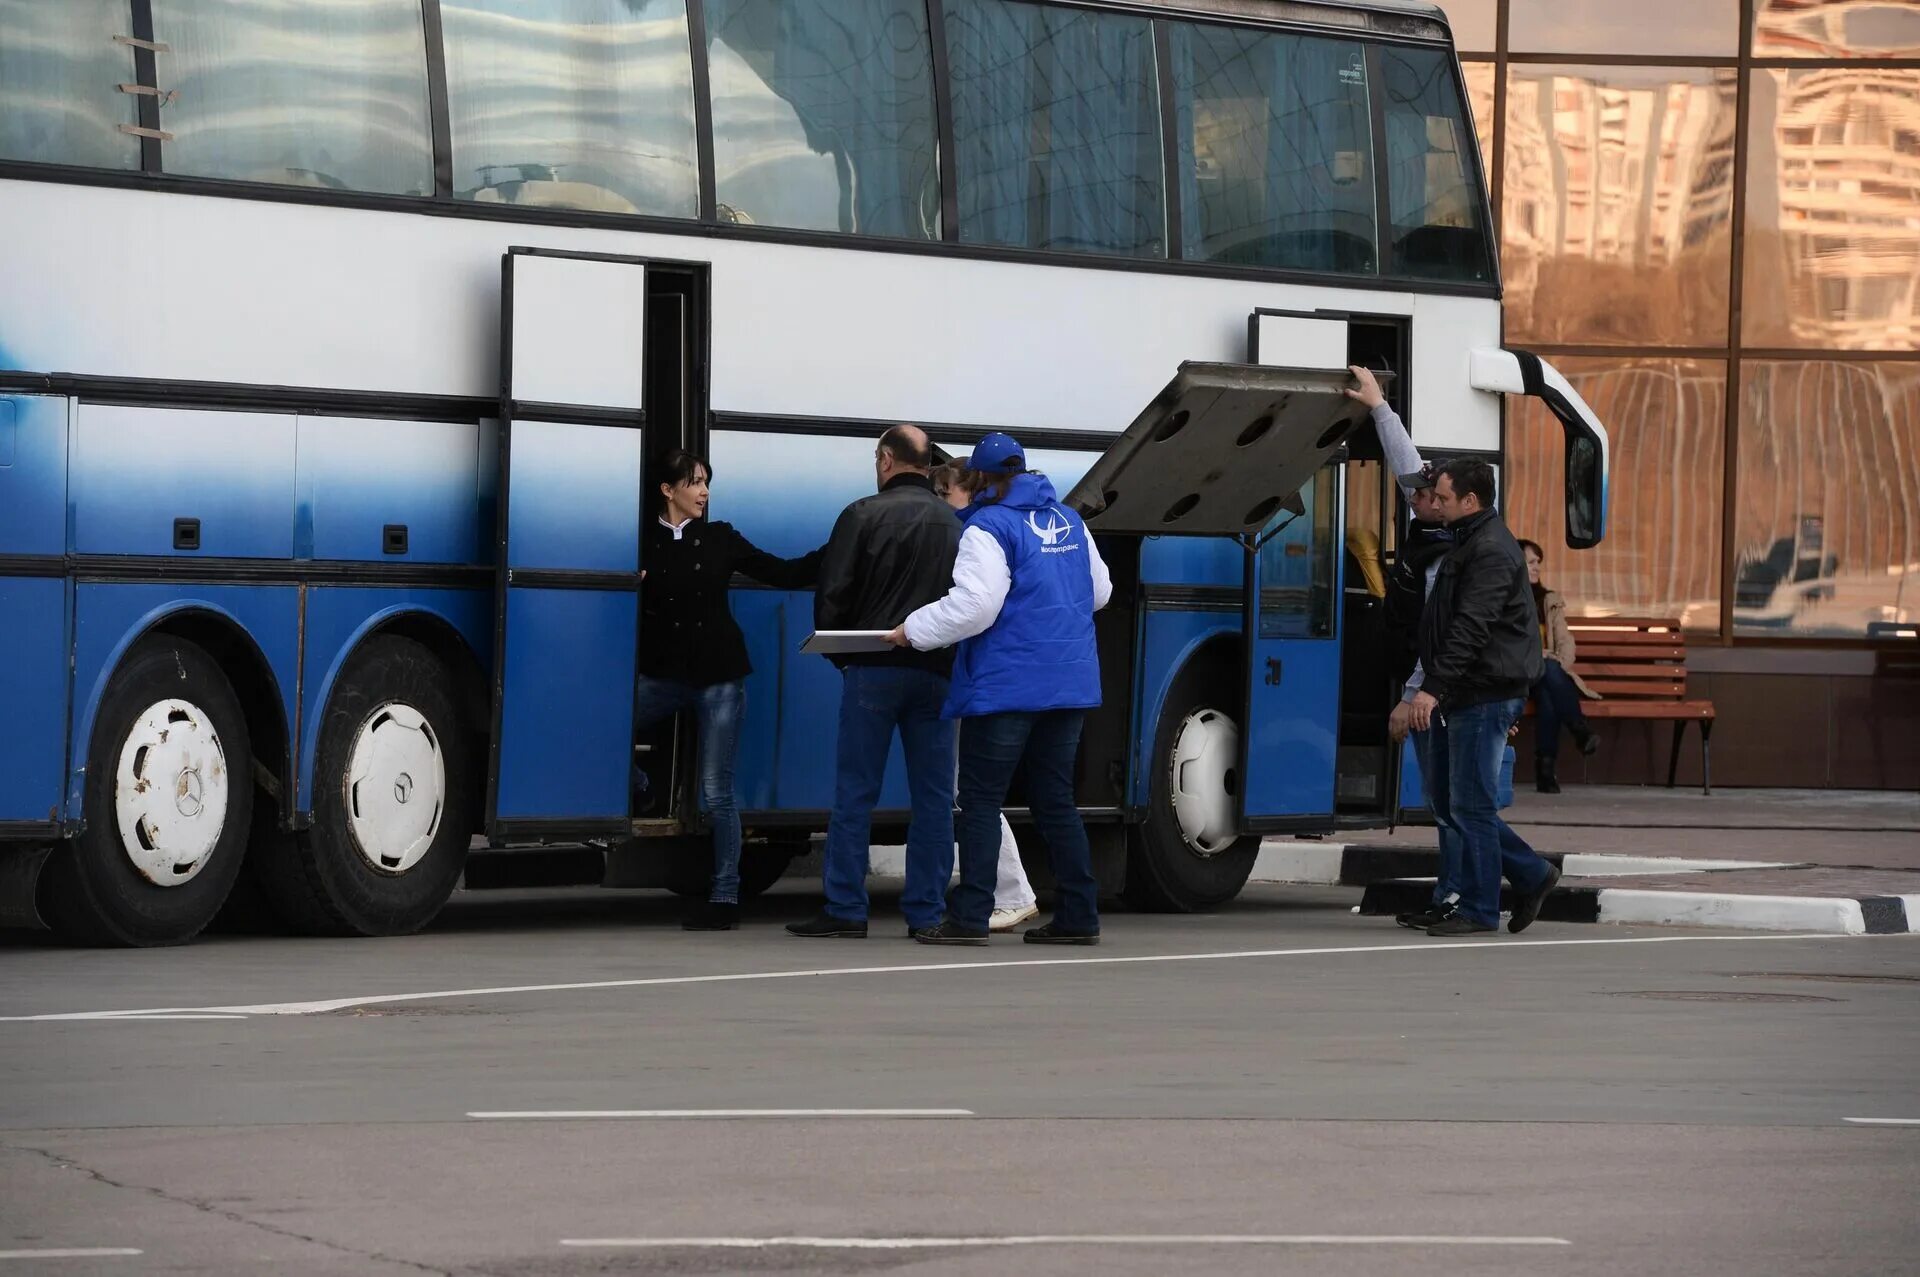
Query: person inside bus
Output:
[[786, 426, 963, 941], [889, 434, 1112, 945], [1516, 538, 1601, 793], [637, 449, 821, 931], [931, 460, 1039, 932]]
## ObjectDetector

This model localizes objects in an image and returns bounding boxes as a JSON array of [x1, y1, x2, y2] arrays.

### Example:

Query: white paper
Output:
[[801, 630, 897, 655]]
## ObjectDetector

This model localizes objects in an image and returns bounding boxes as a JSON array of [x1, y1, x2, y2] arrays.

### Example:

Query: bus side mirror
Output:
[[1469, 348, 1609, 551]]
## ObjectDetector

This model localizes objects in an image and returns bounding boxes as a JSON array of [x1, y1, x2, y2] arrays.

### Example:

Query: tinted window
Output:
[[1257, 465, 1337, 639], [152, 0, 433, 194], [0, 0, 141, 170], [443, 0, 698, 217], [1168, 23, 1376, 274], [1380, 45, 1494, 282], [705, 0, 940, 237], [944, 0, 1164, 257]]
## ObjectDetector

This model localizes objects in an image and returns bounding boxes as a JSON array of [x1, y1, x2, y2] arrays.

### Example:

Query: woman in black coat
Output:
[[638, 449, 817, 929]]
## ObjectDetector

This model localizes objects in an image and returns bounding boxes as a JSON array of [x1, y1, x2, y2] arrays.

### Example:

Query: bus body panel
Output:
[[66, 585, 299, 823], [494, 588, 637, 823], [0, 577, 69, 827], [0, 395, 67, 557], [299, 416, 491, 564]]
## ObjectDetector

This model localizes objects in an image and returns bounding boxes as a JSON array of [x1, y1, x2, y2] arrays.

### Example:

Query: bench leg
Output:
[[1666, 719, 1689, 789], [1700, 719, 1713, 796]]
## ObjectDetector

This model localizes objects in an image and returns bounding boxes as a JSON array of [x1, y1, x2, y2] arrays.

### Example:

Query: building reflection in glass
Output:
[[1510, 0, 1738, 57], [1461, 61, 1495, 180], [1501, 65, 1737, 346], [1735, 361, 1920, 637], [1742, 67, 1920, 350], [1506, 358, 1727, 632], [1753, 0, 1920, 58]]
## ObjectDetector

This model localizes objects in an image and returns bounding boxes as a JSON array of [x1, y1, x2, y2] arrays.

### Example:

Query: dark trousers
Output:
[[1531, 660, 1589, 762], [951, 709, 1099, 934], [1427, 698, 1556, 928], [633, 674, 745, 903]]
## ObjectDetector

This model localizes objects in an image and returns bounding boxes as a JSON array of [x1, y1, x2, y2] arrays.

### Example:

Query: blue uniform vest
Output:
[[946, 474, 1101, 718]]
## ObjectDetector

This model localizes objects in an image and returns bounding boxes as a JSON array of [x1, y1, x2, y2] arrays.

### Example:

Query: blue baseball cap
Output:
[[968, 432, 1025, 475]]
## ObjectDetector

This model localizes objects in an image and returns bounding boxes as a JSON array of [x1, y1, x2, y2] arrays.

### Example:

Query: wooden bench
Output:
[[1559, 616, 1716, 794]]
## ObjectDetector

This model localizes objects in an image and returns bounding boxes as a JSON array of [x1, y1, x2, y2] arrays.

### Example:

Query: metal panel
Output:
[[299, 415, 485, 563], [0, 577, 69, 823], [504, 420, 643, 573], [0, 396, 68, 557], [493, 588, 637, 821], [508, 253, 647, 410]]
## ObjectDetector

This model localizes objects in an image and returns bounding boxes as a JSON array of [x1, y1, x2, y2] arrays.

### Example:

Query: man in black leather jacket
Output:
[[1405, 458, 1560, 938], [788, 424, 963, 941]]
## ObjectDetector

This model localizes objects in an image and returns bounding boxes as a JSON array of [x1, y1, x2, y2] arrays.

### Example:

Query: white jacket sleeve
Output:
[[904, 526, 1009, 650], [1088, 534, 1113, 612]]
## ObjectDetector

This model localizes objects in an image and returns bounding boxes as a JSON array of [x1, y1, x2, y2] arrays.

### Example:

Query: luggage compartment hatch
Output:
[[1064, 362, 1371, 541]]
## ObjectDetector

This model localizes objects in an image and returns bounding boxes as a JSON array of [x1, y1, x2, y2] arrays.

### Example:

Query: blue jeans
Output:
[[822, 665, 956, 928], [633, 674, 745, 904], [1412, 725, 1461, 910], [951, 710, 1099, 934], [1531, 661, 1589, 762], [1427, 698, 1555, 928]]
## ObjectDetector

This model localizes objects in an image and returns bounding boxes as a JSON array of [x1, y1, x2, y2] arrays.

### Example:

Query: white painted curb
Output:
[[1596, 889, 1868, 935]]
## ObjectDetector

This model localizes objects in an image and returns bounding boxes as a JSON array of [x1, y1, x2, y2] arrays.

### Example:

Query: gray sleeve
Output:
[[1372, 402, 1423, 500]]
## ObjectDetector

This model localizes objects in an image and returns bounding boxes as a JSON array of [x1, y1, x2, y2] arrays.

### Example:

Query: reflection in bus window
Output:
[[443, 0, 699, 217], [1259, 466, 1337, 639], [1168, 23, 1377, 274], [1380, 45, 1494, 282], [944, 0, 1165, 257], [705, 0, 940, 238], [0, 0, 140, 171], [151, 0, 433, 195]]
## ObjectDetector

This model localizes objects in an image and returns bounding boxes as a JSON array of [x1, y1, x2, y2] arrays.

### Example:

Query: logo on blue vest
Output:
[[1026, 510, 1075, 551]]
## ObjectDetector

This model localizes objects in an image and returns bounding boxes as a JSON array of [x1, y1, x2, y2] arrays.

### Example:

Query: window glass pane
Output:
[[944, 0, 1164, 257], [1754, 0, 1920, 58], [1502, 65, 1736, 345], [1743, 68, 1920, 351], [0, 0, 141, 169], [1380, 45, 1494, 282], [153, 0, 433, 194], [1438, 0, 1501, 53], [1461, 60, 1496, 180], [1737, 362, 1920, 637], [443, 0, 698, 217], [1258, 465, 1337, 639], [705, 0, 939, 237], [1168, 23, 1376, 273], [1510, 0, 1737, 56], [1507, 358, 1727, 634]]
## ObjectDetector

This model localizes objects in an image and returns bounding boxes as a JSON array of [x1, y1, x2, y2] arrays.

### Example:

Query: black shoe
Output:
[[682, 901, 739, 931], [1023, 921, 1100, 945], [912, 921, 988, 946], [1427, 915, 1498, 937], [785, 911, 867, 938], [1508, 864, 1563, 935], [1573, 725, 1601, 757], [1396, 905, 1452, 930]]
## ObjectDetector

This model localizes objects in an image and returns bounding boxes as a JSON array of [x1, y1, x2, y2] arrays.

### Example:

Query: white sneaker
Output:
[[989, 903, 1039, 933]]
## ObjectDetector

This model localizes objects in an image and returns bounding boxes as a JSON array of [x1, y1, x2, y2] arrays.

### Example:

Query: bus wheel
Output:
[[41, 636, 253, 947], [253, 636, 472, 936], [664, 837, 796, 900], [1123, 660, 1259, 912]]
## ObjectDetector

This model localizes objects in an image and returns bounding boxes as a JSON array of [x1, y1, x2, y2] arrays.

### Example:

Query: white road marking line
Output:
[[0, 931, 1844, 1022], [470, 1109, 972, 1120], [0, 1250, 143, 1260], [1844, 1118, 1920, 1126], [559, 1235, 1572, 1250]]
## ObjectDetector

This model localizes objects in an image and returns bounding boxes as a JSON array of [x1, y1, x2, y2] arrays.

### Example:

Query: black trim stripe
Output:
[[710, 411, 1116, 453], [420, 0, 454, 199], [0, 371, 488, 423], [0, 555, 66, 579], [506, 567, 643, 592], [1142, 583, 1241, 612], [0, 821, 59, 843], [63, 556, 493, 587], [505, 401, 645, 430], [492, 816, 631, 843]]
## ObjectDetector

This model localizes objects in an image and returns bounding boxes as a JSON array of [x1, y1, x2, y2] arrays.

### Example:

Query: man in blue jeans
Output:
[[787, 426, 962, 940], [1405, 458, 1561, 936]]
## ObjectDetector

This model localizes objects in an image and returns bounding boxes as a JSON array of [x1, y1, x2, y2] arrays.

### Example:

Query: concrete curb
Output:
[[1250, 842, 1800, 887], [1355, 878, 1920, 936]]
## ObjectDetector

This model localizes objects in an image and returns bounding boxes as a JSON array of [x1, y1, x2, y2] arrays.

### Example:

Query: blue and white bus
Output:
[[0, 0, 1607, 945]]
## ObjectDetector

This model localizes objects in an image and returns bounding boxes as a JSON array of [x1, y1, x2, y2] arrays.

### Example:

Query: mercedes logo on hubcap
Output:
[[395, 773, 414, 804], [175, 769, 205, 819]]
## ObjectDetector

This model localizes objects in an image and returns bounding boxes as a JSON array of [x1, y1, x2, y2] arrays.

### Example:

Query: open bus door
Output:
[[1067, 362, 1371, 834], [486, 248, 649, 843]]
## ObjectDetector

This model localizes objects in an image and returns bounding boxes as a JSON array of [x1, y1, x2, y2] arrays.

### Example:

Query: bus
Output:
[[0, 0, 1608, 946]]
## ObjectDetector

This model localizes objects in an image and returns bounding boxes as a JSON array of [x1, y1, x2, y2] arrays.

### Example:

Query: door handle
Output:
[[1264, 657, 1282, 686]]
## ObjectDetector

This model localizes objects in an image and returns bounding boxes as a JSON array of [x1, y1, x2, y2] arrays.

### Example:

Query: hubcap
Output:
[[344, 703, 444, 875], [113, 699, 230, 886], [1168, 707, 1240, 856]]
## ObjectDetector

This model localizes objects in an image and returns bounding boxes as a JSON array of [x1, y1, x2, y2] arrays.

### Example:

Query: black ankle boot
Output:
[[1572, 723, 1600, 756], [1535, 755, 1561, 794]]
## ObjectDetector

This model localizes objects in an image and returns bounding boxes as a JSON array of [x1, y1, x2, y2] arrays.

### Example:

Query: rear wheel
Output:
[[251, 635, 473, 936], [1123, 657, 1260, 912], [42, 636, 253, 946]]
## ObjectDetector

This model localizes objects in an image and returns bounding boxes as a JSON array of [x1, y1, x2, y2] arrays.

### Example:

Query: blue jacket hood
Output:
[[965, 472, 1060, 518]]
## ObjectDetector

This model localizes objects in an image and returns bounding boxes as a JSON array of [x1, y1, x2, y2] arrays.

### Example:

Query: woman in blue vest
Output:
[[887, 433, 1112, 945]]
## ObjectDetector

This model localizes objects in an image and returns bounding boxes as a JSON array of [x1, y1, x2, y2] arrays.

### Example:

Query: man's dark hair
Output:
[[1437, 457, 1497, 510], [878, 424, 931, 469]]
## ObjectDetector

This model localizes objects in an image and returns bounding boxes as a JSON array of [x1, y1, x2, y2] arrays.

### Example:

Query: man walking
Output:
[[1406, 458, 1561, 936], [787, 425, 962, 940]]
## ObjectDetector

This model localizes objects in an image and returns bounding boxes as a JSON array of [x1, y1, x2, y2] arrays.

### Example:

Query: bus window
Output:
[[152, 0, 434, 194], [705, 0, 940, 238], [944, 0, 1165, 258], [1166, 22, 1377, 274], [1379, 45, 1495, 283], [0, 0, 140, 171], [1257, 467, 1338, 640], [442, 0, 700, 218]]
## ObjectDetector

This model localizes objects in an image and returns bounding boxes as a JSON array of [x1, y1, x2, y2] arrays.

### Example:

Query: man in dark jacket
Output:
[[1407, 458, 1561, 937], [788, 424, 963, 940]]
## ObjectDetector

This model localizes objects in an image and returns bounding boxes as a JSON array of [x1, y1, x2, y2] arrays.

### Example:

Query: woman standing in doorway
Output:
[[1518, 538, 1600, 793], [638, 449, 818, 929]]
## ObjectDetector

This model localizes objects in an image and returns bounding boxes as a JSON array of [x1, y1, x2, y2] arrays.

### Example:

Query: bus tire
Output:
[[1123, 657, 1260, 912], [664, 837, 795, 900], [41, 636, 253, 947], [253, 636, 472, 936]]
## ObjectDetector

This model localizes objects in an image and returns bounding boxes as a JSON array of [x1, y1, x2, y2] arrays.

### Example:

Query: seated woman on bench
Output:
[[1519, 539, 1600, 793]]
